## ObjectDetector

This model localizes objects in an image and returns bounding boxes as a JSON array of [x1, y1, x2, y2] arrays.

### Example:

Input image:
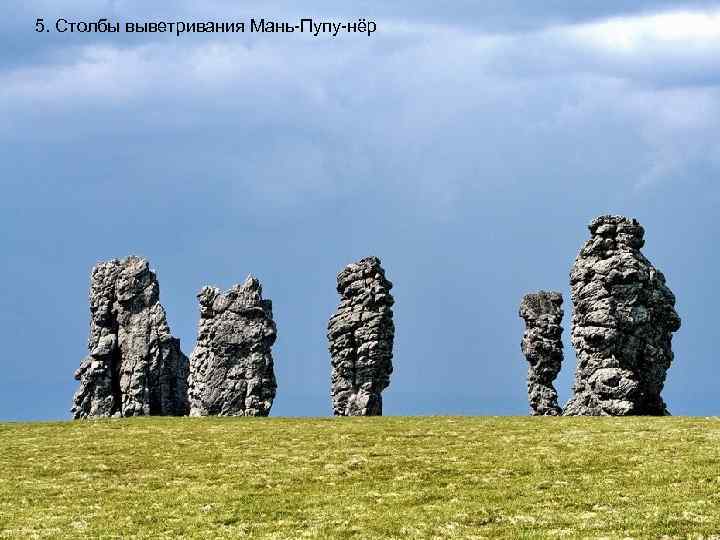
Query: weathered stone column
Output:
[[188, 275, 277, 417], [564, 216, 681, 416], [72, 256, 189, 419], [519, 291, 564, 416], [328, 256, 395, 416]]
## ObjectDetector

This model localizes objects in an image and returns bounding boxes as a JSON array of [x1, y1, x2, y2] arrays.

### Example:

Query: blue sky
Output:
[[2, 1, 719, 420]]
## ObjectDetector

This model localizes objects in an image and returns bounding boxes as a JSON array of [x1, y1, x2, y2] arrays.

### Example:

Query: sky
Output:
[[1, 1, 719, 420]]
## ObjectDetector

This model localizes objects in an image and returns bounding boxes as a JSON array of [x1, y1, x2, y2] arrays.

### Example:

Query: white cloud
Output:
[[568, 9, 720, 51]]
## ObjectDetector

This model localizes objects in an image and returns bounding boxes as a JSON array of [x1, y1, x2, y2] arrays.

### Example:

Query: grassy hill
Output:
[[1, 416, 719, 539]]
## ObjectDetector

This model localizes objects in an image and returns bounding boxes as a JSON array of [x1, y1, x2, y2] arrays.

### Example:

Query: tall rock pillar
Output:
[[188, 275, 277, 417], [519, 291, 564, 416], [72, 256, 189, 419], [328, 256, 395, 416], [564, 216, 681, 416]]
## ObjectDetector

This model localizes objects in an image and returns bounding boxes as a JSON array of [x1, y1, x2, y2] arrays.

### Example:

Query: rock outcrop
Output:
[[188, 276, 277, 416], [328, 256, 395, 416], [72, 256, 189, 419], [519, 291, 564, 416], [564, 216, 681, 416]]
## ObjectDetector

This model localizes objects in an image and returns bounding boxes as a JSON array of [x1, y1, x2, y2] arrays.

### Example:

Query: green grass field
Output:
[[1, 416, 720, 539]]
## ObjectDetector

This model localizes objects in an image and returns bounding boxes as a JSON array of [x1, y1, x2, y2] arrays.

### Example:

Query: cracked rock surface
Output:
[[328, 256, 395, 416], [188, 275, 277, 416], [519, 291, 564, 416], [564, 216, 681, 416], [72, 256, 189, 419]]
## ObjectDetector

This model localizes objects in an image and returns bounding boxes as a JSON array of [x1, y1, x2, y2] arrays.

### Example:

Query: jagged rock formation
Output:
[[72, 256, 189, 419], [519, 291, 564, 416], [328, 256, 395, 416], [564, 216, 681, 416], [188, 276, 277, 416]]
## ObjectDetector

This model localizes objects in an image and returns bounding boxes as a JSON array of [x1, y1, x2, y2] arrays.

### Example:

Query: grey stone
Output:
[[188, 275, 277, 416], [72, 256, 189, 419], [564, 215, 681, 416], [328, 256, 395, 416], [519, 291, 564, 416]]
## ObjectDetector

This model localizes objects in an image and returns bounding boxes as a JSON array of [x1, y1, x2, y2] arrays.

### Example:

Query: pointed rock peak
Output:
[[241, 273, 262, 293]]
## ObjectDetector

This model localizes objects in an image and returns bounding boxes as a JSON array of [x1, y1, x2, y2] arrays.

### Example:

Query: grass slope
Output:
[[1, 416, 720, 539]]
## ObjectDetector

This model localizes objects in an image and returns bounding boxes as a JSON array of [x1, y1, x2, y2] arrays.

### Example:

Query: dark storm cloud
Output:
[[1, 1, 719, 419]]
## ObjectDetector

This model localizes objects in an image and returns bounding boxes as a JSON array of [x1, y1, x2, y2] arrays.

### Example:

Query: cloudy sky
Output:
[[2, 1, 719, 420]]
